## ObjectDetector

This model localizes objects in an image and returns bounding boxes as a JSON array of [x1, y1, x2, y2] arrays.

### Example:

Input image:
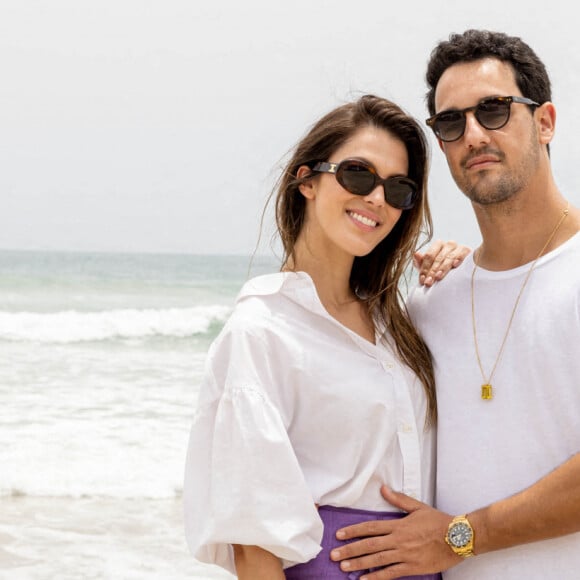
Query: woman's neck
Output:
[[284, 240, 355, 308], [284, 240, 375, 344]]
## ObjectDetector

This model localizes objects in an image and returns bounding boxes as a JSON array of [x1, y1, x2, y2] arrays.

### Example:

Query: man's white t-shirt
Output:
[[408, 232, 580, 579]]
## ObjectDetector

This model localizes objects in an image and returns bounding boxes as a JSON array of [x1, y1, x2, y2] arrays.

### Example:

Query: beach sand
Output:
[[0, 496, 235, 580]]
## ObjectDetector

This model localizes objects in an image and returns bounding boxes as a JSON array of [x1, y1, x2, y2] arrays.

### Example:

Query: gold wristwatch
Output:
[[445, 514, 475, 557]]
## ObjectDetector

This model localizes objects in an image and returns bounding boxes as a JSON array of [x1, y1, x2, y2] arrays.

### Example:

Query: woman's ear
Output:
[[296, 165, 316, 199]]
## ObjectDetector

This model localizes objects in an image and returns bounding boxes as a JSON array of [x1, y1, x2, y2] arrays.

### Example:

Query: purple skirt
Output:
[[285, 505, 442, 580]]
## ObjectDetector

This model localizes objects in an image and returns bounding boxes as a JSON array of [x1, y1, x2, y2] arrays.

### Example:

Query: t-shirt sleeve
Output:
[[183, 319, 323, 574]]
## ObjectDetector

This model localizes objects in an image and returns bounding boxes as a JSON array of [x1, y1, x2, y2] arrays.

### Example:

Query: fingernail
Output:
[[336, 530, 345, 539], [425, 276, 433, 285], [330, 549, 340, 560], [419, 274, 425, 284], [435, 270, 443, 279], [341, 561, 351, 571]]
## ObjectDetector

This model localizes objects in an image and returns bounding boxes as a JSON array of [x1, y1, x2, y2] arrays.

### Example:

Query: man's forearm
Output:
[[471, 452, 580, 554], [328, 452, 580, 579]]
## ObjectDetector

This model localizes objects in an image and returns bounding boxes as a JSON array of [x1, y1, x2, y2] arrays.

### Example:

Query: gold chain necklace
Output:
[[471, 202, 570, 400]]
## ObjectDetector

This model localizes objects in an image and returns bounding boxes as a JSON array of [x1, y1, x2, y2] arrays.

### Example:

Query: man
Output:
[[330, 29, 580, 579]]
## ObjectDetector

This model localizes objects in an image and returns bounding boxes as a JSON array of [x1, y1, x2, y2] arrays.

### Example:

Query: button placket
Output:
[[393, 367, 422, 501]]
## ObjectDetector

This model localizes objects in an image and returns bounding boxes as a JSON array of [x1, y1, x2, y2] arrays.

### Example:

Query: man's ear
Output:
[[536, 101, 556, 145], [296, 165, 316, 199]]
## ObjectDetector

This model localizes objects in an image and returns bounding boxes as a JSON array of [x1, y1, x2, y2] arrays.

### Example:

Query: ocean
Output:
[[0, 250, 278, 580]]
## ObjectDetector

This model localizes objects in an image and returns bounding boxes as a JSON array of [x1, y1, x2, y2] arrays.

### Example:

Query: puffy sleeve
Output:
[[183, 315, 323, 574]]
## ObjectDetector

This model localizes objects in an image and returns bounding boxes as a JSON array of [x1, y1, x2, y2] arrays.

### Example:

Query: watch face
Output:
[[449, 522, 473, 548]]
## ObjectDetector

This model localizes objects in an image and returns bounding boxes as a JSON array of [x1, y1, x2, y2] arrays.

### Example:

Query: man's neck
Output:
[[473, 196, 576, 270]]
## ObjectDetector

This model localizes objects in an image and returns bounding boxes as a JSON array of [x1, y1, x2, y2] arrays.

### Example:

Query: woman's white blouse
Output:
[[183, 272, 435, 573]]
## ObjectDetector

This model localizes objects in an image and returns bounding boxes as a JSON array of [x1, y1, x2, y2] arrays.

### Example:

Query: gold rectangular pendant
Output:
[[481, 384, 493, 400]]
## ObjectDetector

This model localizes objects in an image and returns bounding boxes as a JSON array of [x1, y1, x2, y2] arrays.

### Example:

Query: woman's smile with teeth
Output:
[[348, 210, 378, 227]]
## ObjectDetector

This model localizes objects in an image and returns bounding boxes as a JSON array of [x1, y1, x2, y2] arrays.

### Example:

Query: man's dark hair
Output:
[[425, 29, 552, 116]]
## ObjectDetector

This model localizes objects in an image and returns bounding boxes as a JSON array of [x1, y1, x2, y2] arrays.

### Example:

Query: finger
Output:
[[432, 242, 471, 272], [418, 241, 445, 285], [429, 241, 457, 269], [336, 548, 399, 574], [330, 534, 394, 563], [380, 485, 426, 513], [429, 243, 471, 282], [419, 240, 443, 274], [432, 249, 458, 279], [359, 563, 413, 580], [412, 251, 423, 270], [452, 244, 471, 267], [335, 519, 394, 542], [424, 242, 464, 285]]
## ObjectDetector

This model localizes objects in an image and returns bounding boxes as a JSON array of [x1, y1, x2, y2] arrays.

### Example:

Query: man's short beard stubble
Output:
[[452, 125, 540, 206]]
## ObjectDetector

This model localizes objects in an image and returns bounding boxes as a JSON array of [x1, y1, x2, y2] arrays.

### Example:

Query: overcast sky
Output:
[[1, 1, 579, 255]]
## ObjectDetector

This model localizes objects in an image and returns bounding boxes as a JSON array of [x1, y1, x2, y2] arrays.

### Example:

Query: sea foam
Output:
[[0, 305, 231, 343]]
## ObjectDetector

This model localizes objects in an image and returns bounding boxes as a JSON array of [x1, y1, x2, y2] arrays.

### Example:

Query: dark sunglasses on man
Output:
[[426, 95, 540, 142], [308, 158, 418, 210]]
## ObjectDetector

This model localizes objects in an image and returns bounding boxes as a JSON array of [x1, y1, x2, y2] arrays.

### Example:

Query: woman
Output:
[[184, 95, 463, 579]]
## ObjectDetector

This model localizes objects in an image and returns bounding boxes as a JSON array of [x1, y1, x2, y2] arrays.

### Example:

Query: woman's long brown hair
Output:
[[270, 95, 436, 424]]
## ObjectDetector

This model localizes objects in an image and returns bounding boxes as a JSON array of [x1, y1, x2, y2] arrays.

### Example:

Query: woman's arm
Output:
[[233, 544, 286, 580]]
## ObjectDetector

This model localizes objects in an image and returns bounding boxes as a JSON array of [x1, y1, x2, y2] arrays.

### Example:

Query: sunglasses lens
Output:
[[337, 161, 417, 208], [337, 161, 376, 195], [385, 178, 417, 209], [476, 98, 511, 129], [433, 111, 466, 142]]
